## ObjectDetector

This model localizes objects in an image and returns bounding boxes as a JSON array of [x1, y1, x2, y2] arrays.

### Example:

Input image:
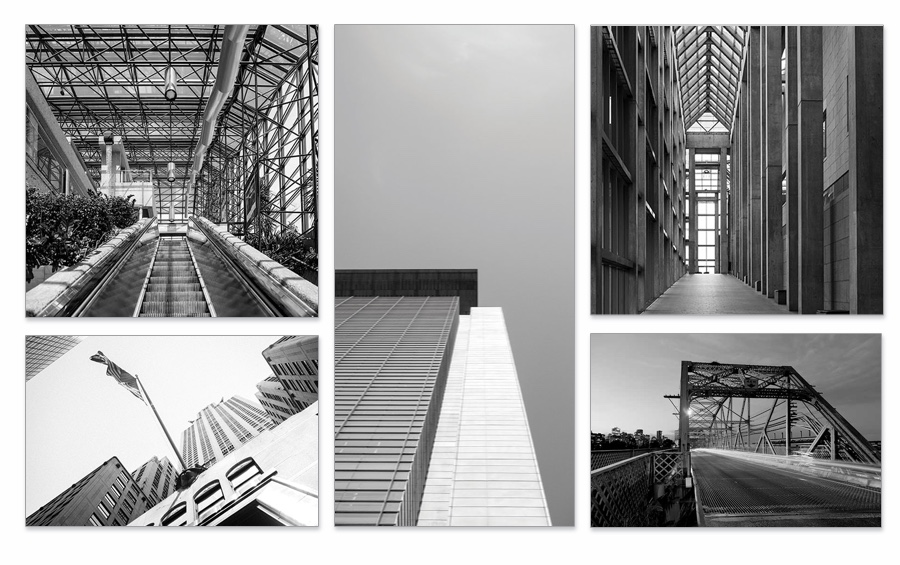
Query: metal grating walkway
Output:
[[693, 451, 880, 526]]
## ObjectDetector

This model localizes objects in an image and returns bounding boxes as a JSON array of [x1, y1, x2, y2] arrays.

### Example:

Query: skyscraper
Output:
[[26, 456, 150, 526], [334, 295, 550, 526], [132, 456, 177, 508], [181, 396, 275, 468], [256, 336, 319, 424], [25, 336, 82, 381]]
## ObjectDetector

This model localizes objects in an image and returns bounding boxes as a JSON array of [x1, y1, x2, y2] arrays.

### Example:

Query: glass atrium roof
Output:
[[674, 26, 748, 131], [25, 25, 315, 187]]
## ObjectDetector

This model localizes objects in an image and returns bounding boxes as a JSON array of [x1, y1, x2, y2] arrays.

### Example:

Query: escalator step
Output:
[[143, 291, 206, 302], [143, 283, 201, 292], [136, 237, 212, 317], [140, 301, 210, 315]]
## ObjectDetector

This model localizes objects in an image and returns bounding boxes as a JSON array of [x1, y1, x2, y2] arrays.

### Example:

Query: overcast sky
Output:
[[591, 334, 882, 441], [335, 25, 574, 525], [25, 335, 287, 515]]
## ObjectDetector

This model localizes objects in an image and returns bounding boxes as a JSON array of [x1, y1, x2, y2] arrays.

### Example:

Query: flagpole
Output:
[[135, 375, 188, 472]]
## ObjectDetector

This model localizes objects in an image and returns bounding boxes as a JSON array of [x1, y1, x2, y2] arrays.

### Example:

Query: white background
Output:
[[3, 2, 895, 563]]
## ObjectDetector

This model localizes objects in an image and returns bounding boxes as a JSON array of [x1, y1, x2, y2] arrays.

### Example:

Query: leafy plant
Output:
[[244, 228, 318, 280], [26, 187, 138, 283]]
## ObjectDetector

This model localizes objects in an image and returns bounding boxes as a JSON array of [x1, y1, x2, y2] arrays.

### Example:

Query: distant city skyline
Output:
[[26, 335, 283, 515], [591, 334, 881, 442]]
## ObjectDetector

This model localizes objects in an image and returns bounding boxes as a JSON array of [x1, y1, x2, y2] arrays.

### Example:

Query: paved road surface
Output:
[[692, 451, 880, 527]]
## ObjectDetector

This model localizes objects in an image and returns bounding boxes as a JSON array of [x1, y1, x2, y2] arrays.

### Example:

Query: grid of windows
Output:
[[258, 336, 319, 424], [693, 154, 721, 273], [27, 457, 148, 527], [181, 397, 274, 467], [25, 336, 83, 381]]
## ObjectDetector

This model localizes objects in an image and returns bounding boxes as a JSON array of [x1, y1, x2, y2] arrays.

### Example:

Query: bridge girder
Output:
[[671, 361, 879, 470]]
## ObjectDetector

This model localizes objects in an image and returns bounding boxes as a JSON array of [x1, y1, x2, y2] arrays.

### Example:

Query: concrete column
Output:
[[847, 26, 883, 314], [742, 84, 750, 283], [749, 27, 763, 290], [759, 28, 769, 292], [797, 26, 824, 314], [719, 147, 729, 273], [784, 26, 800, 311], [590, 28, 602, 314], [689, 149, 698, 273], [635, 32, 648, 311], [626, 39, 640, 314], [765, 26, 784, 298]]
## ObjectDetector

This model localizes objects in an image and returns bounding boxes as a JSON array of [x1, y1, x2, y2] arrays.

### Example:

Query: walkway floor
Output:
[[642, 274, 793, 315]]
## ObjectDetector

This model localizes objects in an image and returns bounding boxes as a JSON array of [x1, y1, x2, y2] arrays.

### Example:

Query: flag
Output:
[[90, 351, 145, 403]]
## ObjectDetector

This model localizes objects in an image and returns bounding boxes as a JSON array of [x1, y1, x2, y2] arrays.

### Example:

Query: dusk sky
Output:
[[591, 334, 881, 441], [335, 25, 575, 525], [26, 335, 288, 515]]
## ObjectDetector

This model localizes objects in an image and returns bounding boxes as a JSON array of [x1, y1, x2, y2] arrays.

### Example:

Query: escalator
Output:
[[66, 218, 310, 317]]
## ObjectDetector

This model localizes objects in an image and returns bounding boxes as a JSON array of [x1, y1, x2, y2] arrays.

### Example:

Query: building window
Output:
[[97, 502, 110, 519], [195, 481, 226, 522], [227, 458, 263, 495], [88, 514, 102, 526], [161, 502, 188, 527]]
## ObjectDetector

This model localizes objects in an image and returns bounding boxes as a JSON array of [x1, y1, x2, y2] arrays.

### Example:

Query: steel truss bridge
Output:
[[591, 360, 880, 527], [26, 24, 318, 241], [668, 361, 880, 466]]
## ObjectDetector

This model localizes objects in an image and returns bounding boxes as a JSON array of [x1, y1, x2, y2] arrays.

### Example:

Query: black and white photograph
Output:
[[26, 335, 318, 526], [25, 25, 318, 317], [334, 24, 575, 526], [590, 334, 881, 527], [591, 26, 883, 314]]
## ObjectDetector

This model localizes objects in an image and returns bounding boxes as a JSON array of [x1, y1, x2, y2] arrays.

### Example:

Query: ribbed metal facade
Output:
[[334, 296, 459, 526]]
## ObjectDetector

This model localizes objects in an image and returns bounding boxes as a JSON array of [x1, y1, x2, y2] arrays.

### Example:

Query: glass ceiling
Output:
[[674, 26, 748, 131], [25, 25, 314, 187]]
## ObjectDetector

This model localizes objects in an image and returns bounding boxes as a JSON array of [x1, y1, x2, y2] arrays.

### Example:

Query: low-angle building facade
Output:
[[335, 292, 550, 526]]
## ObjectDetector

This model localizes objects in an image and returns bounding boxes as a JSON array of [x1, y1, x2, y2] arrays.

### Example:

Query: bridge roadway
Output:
[[692, 450, 880, 527]]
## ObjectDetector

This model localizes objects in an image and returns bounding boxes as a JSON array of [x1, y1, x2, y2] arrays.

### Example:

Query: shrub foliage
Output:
[[26, 187, 138, 283], [244, 228, 318, 279]]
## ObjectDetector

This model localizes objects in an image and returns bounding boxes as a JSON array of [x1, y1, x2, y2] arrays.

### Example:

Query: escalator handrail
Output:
[[189, 217, 315, 317], [69, 218, 158, 317]]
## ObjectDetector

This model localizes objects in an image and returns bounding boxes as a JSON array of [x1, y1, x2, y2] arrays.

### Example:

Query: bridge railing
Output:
[[590, 448, 663, 471], [590, 450, 685, 527]]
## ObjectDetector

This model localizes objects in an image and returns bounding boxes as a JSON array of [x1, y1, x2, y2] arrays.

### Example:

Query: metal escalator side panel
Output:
[[78, 223, 160, 317], [187, 237, 275, 317]]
